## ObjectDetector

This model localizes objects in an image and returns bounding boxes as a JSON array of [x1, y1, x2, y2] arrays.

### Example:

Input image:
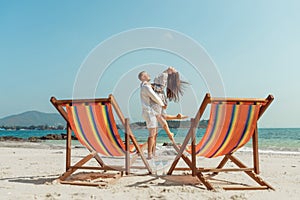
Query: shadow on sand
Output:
[[1, 174, 59, 185]]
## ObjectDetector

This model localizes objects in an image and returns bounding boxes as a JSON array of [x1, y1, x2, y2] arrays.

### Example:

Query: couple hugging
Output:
[[138, 67, 188, 159]]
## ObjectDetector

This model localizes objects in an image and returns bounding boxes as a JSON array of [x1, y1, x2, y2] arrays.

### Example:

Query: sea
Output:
[[0, 128, 299, 154]]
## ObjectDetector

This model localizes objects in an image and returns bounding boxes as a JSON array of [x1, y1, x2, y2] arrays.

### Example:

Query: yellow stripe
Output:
[[198, 104, 225, 156], [213, 105, 240, 157], [236, 105, 257, 148], [101, 104, 124, 155], [69, 106, 91, 149], [85, 104, 111, 155]]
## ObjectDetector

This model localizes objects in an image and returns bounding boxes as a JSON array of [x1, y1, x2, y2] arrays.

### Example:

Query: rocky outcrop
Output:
[[0, 136, 25, 142], [0, 133, 77, 142]]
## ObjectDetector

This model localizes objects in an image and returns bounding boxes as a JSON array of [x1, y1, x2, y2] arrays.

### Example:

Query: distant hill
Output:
[[0, 110, 208, 129], [0, 111, 65, 127], [129, 120, 208, 129]]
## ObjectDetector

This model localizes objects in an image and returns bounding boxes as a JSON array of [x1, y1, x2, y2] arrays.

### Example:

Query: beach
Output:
[[0, 141, 299, 200]]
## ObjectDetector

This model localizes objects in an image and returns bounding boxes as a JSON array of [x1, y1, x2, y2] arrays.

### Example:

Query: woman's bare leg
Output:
[[163, 113, 188, 120], [152, 129, 157, 157], [156, 115, 174, 140]]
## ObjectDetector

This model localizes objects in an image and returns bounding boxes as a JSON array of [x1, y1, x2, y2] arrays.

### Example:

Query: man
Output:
[[138, 71, 165, 159]]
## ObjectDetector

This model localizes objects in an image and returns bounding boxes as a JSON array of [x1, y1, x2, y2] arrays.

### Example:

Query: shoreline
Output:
[[0, 140, 299, 156]]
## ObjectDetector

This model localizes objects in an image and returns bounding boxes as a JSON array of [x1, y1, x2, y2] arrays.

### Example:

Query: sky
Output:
[[0, 0, 300, 128]]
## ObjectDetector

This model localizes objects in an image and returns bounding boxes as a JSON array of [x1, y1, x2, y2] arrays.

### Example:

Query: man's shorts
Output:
[[152, 104, 167, 116], [142, 110, 157, 129]]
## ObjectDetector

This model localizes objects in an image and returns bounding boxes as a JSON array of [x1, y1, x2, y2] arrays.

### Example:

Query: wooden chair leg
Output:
[[228, 155, 274, 190], [252, 126, 260, 174], [125, 118, 130, 175], [94, 153, 105, 167], [111, 95, 152, 174], [59, 152, 95, 181], [191, 118, 197, 176], [212, 155, 230, 175], [196, 172, 215, 191], [130, 143, 148, 166], [66, 125, 72, 171], [130, 135, 152, 174], [168, 129, 193, 175]]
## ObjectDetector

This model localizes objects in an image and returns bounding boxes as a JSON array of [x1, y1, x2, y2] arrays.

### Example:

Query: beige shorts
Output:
[[142, 110, 157, 129]]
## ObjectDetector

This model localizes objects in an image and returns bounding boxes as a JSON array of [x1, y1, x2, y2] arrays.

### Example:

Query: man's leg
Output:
[[147, 128, 156, 159], [152, 128, 158, 157]]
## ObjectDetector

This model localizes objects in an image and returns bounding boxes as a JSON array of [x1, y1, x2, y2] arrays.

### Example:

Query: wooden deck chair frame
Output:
[[50, 94, 152, 186], [167, 93, 274, 190]]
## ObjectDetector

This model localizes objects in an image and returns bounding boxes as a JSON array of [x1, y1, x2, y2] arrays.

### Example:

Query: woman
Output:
[[151, 67, 188, 141]]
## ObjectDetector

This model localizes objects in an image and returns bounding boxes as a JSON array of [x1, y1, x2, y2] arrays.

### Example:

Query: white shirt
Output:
[[140, 81, 165, 113]]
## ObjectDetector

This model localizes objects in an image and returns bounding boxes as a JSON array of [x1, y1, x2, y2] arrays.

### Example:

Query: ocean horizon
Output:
[[1, 128, 299, 154]]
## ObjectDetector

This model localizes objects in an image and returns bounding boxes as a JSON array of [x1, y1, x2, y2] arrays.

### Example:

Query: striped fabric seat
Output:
[[167, 93, 274, 190], [51, 95, 152, 186], [187, 103, 260, 158], [66, 102, 137, 157]]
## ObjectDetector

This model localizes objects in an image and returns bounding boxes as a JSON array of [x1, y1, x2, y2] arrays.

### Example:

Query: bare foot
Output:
[[147, 154, 153, 160], [176, 113, 188, 119]]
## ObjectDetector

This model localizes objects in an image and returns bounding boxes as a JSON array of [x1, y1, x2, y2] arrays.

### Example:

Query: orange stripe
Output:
[[102, 103, 124, 153], [211, 104, 241, 157], [91, 103, 116, 155], [94, 104, 124, 156], [101, 104, 124, 155], [87, 104, 111, 155], [205, 104, 235, 157], [76, 104, 107, 154], [199, 104, 227, 156], [213, 105, 249, 157], [66, 105, 92, 150], [106, 103, 126, 150], [65, 103, 127, 157], [190, 104, 218, 154], [188, 103, 261, 158], [233, 105, 260, 150], [95, 104, 121, 156]]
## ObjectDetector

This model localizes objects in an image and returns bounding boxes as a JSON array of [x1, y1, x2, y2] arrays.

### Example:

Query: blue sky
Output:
[[0, 1, 299, 128]]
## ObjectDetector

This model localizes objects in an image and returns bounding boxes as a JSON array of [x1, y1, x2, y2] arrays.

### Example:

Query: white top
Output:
[[153, 72, 168, 91], [153, 72, 168, 105]]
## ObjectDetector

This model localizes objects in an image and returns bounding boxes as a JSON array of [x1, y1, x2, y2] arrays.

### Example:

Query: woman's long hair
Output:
[[167, 72, 189, 102]]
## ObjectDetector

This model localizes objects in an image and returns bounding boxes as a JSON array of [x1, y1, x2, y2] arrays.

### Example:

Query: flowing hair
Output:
[[167, 72, 189, 102]]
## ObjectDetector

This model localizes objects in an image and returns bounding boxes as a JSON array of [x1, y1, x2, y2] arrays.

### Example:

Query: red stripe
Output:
[[93, 104, 123, 156], [76, 105, 106, 153], [214, 105, 249, 156], [205, 104, 234, 157], [193, 104, 218, 154], [106, 103, 125, 150], [66, 105, 91, 149]]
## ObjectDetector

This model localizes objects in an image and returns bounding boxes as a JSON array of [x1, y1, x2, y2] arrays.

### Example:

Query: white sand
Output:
[[0, 141, 299, 200]]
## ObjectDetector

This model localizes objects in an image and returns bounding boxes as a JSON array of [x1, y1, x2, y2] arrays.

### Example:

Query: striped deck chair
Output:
[[50, 94, 151, 186], [167, 93, 274, 190]]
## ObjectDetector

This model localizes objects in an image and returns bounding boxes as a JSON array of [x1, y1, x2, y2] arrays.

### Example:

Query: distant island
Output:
[[0, 111, 65, 128], [128, 120, 208, 129], [0, 110, 208, 131], [0, 111, 208, 142]]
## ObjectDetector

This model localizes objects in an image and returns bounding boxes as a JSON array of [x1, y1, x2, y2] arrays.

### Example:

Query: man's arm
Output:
[[144, 84, 165, 106]]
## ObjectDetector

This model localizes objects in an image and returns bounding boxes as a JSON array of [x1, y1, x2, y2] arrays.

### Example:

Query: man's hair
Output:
[[138, 71, 146, 81]]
